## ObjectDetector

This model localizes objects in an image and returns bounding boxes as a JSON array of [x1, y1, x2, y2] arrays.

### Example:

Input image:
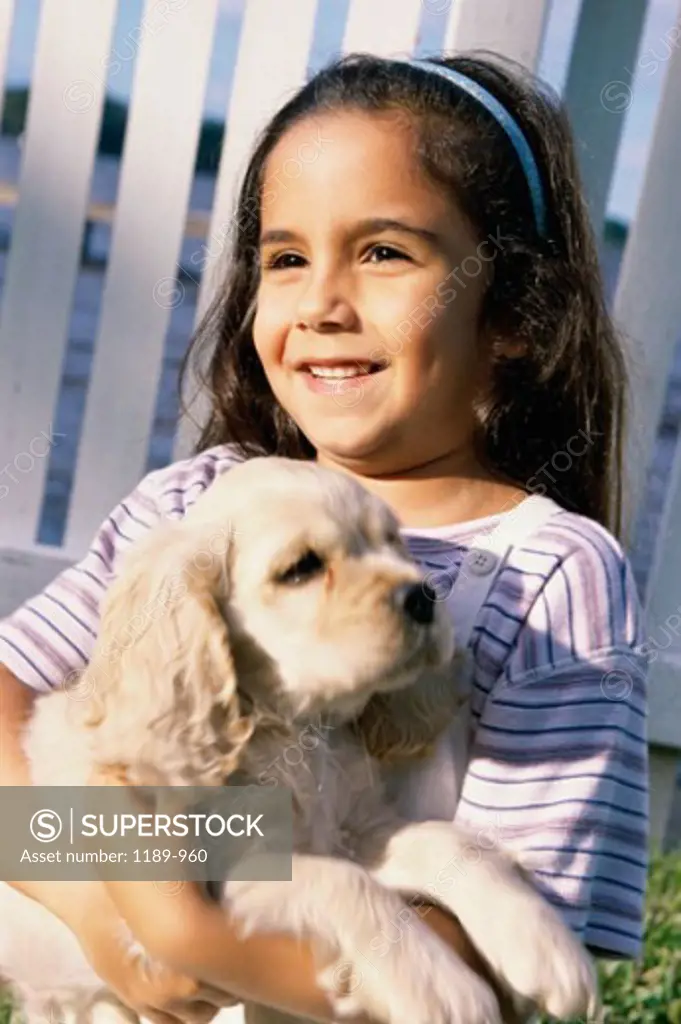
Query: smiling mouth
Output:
[[300, 362, 388, 379]]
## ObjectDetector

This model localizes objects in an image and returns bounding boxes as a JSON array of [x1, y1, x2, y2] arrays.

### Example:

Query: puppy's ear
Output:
[[351, 656, 468, 763], [80, 518, 253, 781]]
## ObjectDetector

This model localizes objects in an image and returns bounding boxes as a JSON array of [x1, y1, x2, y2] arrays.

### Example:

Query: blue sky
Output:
[[4, 0, 679, 222]]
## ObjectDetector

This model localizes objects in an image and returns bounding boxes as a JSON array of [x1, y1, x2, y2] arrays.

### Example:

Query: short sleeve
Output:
[[455, 528, 649, 960], [0, 474, 162, 692]]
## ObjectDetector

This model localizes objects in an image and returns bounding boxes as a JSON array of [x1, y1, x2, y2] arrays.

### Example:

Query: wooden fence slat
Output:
[[173, 0, 319, 460], [645, 422, 681, 653], [0, 0, 118, 549], [562, 0, 649, 237], [443, 0, 550, 70], [614, 34, 681, 533], [342, 0, 423, 57], [66, 0, 220, 552], [0, 0, 16, 105], [644, 435, 681, 843]]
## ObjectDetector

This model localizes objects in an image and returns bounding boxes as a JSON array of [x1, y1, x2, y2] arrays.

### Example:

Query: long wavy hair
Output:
[[179, 52, 629, 536]]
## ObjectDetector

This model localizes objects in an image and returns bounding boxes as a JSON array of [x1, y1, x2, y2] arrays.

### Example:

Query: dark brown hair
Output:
[[179, 52, 629, 536]]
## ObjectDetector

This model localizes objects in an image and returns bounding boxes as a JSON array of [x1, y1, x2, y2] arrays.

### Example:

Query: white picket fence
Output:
[[0, 0, 679, 845]]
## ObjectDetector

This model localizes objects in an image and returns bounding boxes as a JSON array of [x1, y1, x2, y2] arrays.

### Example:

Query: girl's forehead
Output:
[[260, 109, 449, 219]]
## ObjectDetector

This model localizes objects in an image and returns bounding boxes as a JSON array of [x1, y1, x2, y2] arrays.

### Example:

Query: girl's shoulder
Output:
[[405, 503, 645, 690], [138, 443, 247, 520], [499, 503, 636, 615], [507, 501, 629, 566], [480, 504, 645, 688]]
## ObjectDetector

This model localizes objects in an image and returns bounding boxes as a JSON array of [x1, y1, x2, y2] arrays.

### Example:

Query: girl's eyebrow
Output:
[[259, 218, 443, 248]]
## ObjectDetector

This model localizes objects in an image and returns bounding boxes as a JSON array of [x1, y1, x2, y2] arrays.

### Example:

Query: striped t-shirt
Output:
[[0, 444, 649, 960]]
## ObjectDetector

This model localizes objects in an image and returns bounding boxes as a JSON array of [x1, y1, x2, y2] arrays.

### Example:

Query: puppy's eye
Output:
[[276, 549, 325, 585]]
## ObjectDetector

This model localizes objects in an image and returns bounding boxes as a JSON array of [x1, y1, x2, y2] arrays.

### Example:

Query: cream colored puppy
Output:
[[0, 457, 598, 1024]]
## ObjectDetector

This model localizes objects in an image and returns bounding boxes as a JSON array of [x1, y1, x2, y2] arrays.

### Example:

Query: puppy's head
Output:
[[185, 457, 457, 727]]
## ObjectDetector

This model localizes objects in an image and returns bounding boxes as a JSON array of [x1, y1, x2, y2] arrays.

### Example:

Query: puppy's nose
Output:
[[398, 582, 437, 625]]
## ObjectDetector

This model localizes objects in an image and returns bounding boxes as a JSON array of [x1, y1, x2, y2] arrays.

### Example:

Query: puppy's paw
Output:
[[469, 883, 599, 1020], [320, 924, 503, 1024], [509, 906, 599, 1020]]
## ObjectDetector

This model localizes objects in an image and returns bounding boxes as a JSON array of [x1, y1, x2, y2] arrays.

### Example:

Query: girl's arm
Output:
[[105, 869, 521, 1023], [0, 664, 74, 915]]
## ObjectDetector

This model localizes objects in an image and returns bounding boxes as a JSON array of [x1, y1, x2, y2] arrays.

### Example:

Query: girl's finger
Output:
[[165, 999, 222, 1024], [142, 1010, 188, 1024], [196, 984, 242, 1008]]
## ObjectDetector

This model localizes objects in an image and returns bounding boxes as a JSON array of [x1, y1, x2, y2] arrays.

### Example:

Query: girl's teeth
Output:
[[308, 366, 372, 378]]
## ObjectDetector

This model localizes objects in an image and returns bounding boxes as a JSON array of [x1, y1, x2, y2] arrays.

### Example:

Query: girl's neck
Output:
[[316, 447, 528, 529]]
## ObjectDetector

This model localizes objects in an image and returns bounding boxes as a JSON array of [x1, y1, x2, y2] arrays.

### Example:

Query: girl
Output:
[[0, 50, 648, 1024]]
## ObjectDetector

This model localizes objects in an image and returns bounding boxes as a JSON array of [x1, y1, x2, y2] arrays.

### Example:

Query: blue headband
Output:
[[400, 58, 548, 238]]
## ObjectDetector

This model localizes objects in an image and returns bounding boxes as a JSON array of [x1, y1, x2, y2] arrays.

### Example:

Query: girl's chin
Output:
[[306, 424, 395, 463]]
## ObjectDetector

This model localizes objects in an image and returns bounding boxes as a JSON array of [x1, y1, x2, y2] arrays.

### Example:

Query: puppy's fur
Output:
[[0, 457, 598, 1024]]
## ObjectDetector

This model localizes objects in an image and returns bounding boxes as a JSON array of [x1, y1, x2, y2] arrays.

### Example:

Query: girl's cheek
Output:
[[252, 297, 288, 353]]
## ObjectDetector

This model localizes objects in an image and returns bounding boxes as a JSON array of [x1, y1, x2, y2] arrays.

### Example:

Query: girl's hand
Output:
[[71, 766, 240, 1024], [65, 877, 239, 1024]]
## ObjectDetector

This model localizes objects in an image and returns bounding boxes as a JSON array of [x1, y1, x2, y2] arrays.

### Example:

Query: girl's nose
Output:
[[295, 271, 357, 333]]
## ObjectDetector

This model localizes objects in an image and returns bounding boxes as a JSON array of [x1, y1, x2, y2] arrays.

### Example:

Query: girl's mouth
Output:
[[299, 362, 388, 395]]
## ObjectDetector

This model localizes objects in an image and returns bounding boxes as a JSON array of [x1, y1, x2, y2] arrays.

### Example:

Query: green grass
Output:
[[539, 848, 681, 1024], [0, 989, 12, 1024], [0, 850, 679, 1024]]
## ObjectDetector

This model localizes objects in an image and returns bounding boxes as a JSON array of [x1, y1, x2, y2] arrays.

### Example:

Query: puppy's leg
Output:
[[360, 820, 598, 1022], [222, 854, 502, 1024]]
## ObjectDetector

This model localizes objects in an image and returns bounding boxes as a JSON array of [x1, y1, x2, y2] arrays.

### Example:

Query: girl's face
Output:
[[252, 108, 493, 476]]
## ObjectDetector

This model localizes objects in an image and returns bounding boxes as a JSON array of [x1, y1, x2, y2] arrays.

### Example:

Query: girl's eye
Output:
[[261, 244, 411, 271], [261, 251, 307, 271], [366, 244, 411, 263]]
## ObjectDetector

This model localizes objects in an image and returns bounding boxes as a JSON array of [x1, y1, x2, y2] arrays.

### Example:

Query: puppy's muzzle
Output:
[[394, 581, 437, 626]]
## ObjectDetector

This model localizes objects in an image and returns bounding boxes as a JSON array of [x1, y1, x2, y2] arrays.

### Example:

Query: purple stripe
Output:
[[59, 574, 100, 614], [541, 588, 554, 664], [557, 562, 578, 659], [0, 635, 54, 687], [91, 531, 115, 566], [550, 522, 622, 645], [107, 515, 135, 544], [466, 766, 648, 794], [511, 840, 647, 869], [497, 668, 647, 705], [534, 868, 645, 895], [44, 592, 97, 638], [492, 693, 646, 720], [588, 918, 641, 940], [472, 740, 646, 772], [119, 500, 156, 529], [27, 607, 89, 661], [461, 792, 645, 820]]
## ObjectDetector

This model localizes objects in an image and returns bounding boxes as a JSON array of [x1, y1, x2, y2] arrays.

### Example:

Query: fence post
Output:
[[0, 0, 117, 549], [443, 0, 550, 70], [613, 34, 681, 535], [562, 0, 649, 237]]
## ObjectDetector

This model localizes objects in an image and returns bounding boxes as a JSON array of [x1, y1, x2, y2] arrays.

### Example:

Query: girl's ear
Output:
[[351, 658, 467, 763], [79, 519, 253, 781]]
